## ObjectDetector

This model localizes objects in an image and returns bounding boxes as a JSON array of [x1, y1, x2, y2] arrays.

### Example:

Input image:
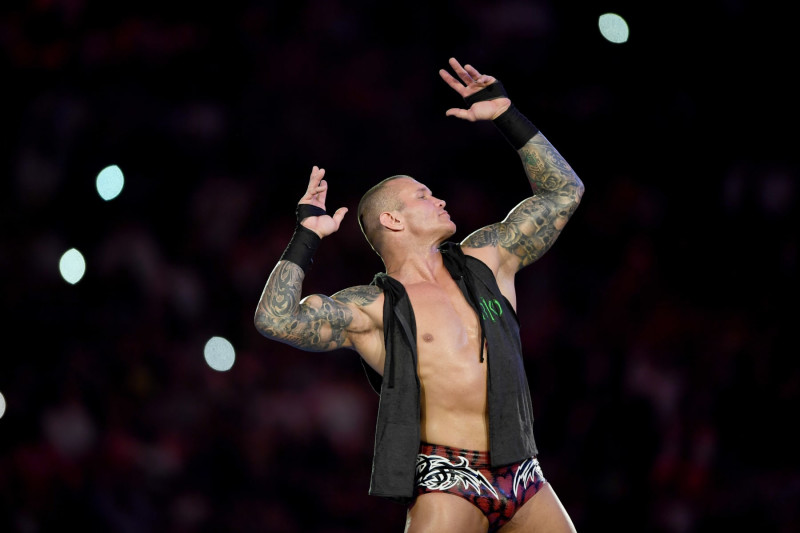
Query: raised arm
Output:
[[439, 58, 584, 277], [465, 131, 584, 271], [253, 166, 383, 355]]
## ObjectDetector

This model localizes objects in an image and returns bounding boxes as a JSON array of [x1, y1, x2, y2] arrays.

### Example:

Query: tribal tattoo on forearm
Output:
[[463, 134, 584, 269], [255, 261, 381, 351]]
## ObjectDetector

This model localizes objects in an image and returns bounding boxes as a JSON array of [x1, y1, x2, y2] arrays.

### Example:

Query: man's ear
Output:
[[379, 211, 403, 232]]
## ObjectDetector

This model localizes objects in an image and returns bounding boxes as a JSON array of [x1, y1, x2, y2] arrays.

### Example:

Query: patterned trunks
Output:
[[412, 442, 546, 532]]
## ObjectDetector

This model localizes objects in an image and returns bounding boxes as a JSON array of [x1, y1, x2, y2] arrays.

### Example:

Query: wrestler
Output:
[[254, 57, 584, 532]]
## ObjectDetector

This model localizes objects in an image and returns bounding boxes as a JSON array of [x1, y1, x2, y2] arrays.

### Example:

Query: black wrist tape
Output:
[[296, 203, 326, 222], [280, 225, 321, 274], [464, 80, 509, 106], [493, 105, 540, 150]]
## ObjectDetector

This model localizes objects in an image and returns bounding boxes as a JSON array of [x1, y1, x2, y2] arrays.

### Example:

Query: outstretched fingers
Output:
[[439, 68, 468, 96], [317, 179, 328, 205], [449, 57, 472, 84], [448, 58, 494, 86], [463, 63, 480, 78], [305, 165, 325, 193], [296, 167, 349, 238], [440, 57, 501, 122], [301, 166, 328, 206], [463, 63, 488, 83]]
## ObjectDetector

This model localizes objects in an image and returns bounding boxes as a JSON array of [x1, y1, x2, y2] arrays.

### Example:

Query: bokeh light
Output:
[[0, 391, 6, 419], [96, 164, 125, 201], [204, 336, 235, 371], [59, 248, 86, 284], [599, 13, 629, 43]]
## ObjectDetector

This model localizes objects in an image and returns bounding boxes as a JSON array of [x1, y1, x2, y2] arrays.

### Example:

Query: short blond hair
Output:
[[357, 175, 408, 256]]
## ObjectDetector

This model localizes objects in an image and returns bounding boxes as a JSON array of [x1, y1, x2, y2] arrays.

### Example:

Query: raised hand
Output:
[[439, 57, 511, 122], [298, 165, 348, 238]]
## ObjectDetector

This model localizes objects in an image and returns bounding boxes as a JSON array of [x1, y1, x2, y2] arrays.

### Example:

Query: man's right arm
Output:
[[254, 262, 382, 352], [253, 165, 384, 358]]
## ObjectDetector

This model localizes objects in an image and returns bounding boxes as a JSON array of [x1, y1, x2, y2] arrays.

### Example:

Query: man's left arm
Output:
[[462, 131, 584, 272], [439, 58, 584, 286]]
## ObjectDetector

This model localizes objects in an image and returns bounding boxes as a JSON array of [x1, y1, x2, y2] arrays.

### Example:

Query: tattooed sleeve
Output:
[[462, 133, 584, 270], [254, 261, 382, 352]]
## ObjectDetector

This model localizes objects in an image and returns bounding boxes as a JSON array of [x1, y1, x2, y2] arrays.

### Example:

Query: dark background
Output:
[[1, 1, 797, 532]]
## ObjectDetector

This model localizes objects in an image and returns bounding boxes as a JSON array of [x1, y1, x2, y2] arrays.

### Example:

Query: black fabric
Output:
[[279, 225, 320, 274], [461, 80, 539, 150], [364, 273, 421, 502], [363, 242, 538, 502], [493, 105, 540, 150], [464, 80, 508, 106], [296, 203, 326, 222]]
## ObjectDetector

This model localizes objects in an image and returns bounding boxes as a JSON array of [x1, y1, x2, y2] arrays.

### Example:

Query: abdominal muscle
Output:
[[407, 282, 490, 452], [418, 351, 489, 451]]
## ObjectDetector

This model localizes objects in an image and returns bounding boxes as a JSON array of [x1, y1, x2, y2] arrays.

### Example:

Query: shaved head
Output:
[[357, 175, 409, 256]]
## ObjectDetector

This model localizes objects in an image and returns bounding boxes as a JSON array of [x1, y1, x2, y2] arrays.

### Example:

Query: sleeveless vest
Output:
[[362, 242, 538, 502]]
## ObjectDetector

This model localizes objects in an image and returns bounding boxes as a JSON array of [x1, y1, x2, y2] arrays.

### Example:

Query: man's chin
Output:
[[433, 222, 457, 245]]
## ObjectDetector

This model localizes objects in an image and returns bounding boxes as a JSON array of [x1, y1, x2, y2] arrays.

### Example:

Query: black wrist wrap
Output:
[[464, 80, 509, 105], [462, 79, 539, 150], [280, 204, 326, 273], [296, 203, 326, 221], [493, 105, 539, 150]]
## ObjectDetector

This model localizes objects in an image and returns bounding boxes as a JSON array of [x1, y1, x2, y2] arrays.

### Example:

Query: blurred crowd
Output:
[[1, 1, 797, 532]]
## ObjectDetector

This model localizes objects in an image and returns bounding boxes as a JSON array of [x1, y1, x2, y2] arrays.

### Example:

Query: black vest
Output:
[[362, 242, 538, 502]]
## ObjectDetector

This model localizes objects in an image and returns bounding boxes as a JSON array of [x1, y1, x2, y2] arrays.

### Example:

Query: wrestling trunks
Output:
[[413, 442, 546, 532]]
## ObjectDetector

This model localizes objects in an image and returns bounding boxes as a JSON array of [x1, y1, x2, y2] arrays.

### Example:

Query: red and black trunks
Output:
[[412, 442, 547, 532]]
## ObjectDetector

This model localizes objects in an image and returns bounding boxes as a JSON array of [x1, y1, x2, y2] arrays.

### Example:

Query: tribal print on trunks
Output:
[[412, 442, 546, 532]]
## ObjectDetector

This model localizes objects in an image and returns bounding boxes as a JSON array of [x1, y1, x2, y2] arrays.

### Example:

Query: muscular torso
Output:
[[404, 273, 490, 451], [347, 250, 515, 453]]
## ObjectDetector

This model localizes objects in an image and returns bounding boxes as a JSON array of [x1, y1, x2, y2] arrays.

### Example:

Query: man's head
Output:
[[357, 175, 455, 257], [357, 175, 406, 256]]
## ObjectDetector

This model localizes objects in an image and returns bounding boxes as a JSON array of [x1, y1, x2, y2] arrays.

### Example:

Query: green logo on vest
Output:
[[479, 297, 503, 322]]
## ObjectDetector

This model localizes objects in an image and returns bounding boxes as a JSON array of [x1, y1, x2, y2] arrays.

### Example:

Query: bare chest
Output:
[[405, 281, 483, 368]]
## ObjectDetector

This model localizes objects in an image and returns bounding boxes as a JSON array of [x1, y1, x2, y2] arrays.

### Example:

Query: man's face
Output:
[[388, 177, 456, 239]]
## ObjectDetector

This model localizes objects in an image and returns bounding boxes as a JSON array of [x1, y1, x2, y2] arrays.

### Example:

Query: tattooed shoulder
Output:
[[462, 226, 499, 249], [333, 285, 382, 307]]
